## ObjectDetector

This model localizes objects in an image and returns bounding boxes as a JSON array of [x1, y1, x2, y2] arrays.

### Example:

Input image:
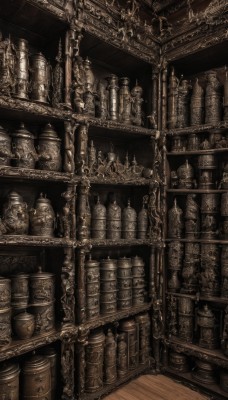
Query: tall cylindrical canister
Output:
[[119, 77, 131, 124], [22, 355, 51, 400], [190, 78, 204, 126], [0, 278, 11, 308], [119, 319, 138, 370], [137, 201, 148, 239], [37, 123, 62, 171], [91, 196, 106, 239], [205, 70, 222, 125], [85, 256, 100, 320], [169, 352, 189, 373], [197, 304, 219, 349], [106, 74, 119, 121], [122, 199, 137, 239], [178, 297, 194, 342], [41, 347, 58, 400], [15, 38, 29, 100], [176, 79, 190, 128], [0, 125, 13, 166], [117, 257, 132, 310], [85, 330, 105, 392], [0, 362, 20, 400], [29, 267, 55, 304], [100, 257, 117, 315], [104, 329, 117, 385], [0, 307, 11, 347], [31, 52, 50, 104], [106, 195, 121, 240], [30, 301, 55, 334], [168, 199, 183, 238], [11, 273, 29, 306], [135, 313, 150, 364], [132, 256, 146, 306], [167, 67, 178, 129]]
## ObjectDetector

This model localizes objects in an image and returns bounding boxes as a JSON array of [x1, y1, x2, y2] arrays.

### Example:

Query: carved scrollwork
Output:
[[61, 248, 75, 323]]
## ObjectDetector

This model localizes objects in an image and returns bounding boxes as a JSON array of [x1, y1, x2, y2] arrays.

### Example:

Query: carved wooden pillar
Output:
[[161, 59, 168, 130], [77, 179, 91, 241], [61, 183, 77, 239], [60, 324, 78, 400], [61, 247, 75, 323], [63, 121, 76, 173], [76, 248, 88, 324], [75, 123, 89, 176], [149, 246, 156, 300], [64, 29, 73, 109], [151, 67, 159, 129], [75, 327, 89, 398]]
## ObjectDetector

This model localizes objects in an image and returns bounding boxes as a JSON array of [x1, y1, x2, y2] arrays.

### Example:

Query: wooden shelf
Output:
[[72, 114, 155, 137], [165, 368, 228, 400], [81, 302, 152, 331], [0, 236, 73, 248], [0, 167, 73, 183], [164, 122, 228, 136], [167, 148, 228, 156], [0, 327, 61, 362], [165, 337, 228, 369], [167, 189, 226, 194], [76, 238, 156, 248], [165, 238, 228, 244], [167, 292, 228, 305], [89, 176, 150, 186]]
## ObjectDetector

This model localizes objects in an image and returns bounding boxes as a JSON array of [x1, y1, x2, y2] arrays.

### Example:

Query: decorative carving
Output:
[[77, 180, 91, 240], [37, 123, 62, 172], [15, 38, 29, 100], [168, 199, 183, 239], [30, 52, 51, 104], [0, 191, 29, 235], [104, 329, 117, 384], [85, 330, 105, 392], [75, 123, 88, 176], [61, 339, 75, 399], [11, 123, 38, 169], [61, 248, 75, 323], [131, 81, 144, 126], [30, 193, 56, 237], [52, 39, 64, 108], [59, 184, 76, 239], [0, 32, 16, 96]]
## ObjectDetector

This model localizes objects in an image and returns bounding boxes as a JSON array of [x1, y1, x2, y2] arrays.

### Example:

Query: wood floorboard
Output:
[[104, 374, 209, 400]]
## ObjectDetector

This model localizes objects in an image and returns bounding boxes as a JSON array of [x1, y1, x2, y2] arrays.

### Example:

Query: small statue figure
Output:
[[131, 81, 143, 126]]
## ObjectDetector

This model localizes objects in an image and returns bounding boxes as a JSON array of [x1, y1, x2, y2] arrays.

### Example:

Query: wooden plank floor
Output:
[[104, 375, 209, 400]]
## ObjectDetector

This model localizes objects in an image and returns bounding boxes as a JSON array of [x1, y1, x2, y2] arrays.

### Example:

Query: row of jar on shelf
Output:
[[84, 195, 149, 241], [168, 241, 228, 298], [0, 191, 58, 237], [0, 123, 62, 172], [0, 348, 57, 400], [167, 67, 228, 129], [170, 130, 228, 153], [85, 255, 147, 320], [83, 314, 150, 393], [167, 299, 228, 355], [170, 157, 227, 190], [169, 351, 228, 393], [0, 33, 146, 126], [168, 193, 228, 240], [0, 268, 55, 347]]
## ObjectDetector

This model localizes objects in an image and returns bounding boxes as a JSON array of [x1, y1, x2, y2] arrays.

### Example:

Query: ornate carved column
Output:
[[149, 246, 156, 300], [61, 184, 77, 239], [64, 29, 73, 109], [76, 247, 90, 324], [64, 121, 76, 173], [75, 123, 89, 176], [60, 324, 78, 400], [61, 248, 75, 323], [77, 179, 91, 241], [161, 57, 168, 130], [75, 327, 89, 398]]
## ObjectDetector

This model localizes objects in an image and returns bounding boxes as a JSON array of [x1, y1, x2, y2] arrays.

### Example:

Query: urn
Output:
[[37, 123, 62, 171]]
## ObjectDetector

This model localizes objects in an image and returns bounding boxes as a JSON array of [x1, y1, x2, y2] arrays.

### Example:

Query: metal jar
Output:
[[30, 194, 55, 237], [37, 123, 62, 171], [122, 200, 137, 239], [11, 273, 29, 303], [0, 277, 11, 308], [137, 202, 148, 239], [40, 347, 57, 400], [15, 38, 29, 100], [0, 362, 20, 400], [30, 301, 55, 334], [22, 355, 51, 400], [106, 74, 119, 121], [85, 330, 105, 392], [177, 159, 194, 189], [11, 123, 37, 169], [132, 256, 145, 277], [190, 78, 204, 126], [13, 312, 35, 339], [118, 319, 138, 370], [0, 125, 12, 166], [2, 191, 29, 235], [0, 307, 11, 347], [31, 52, 50, 104], [100, 257, 117, 281], [135, 313, 150, 365], [91, 197, 106, 239], [169, 352, 189, 372], [106, 197, 121, 240], [29, 267, 55, 304], [117, 257, 132, 278]]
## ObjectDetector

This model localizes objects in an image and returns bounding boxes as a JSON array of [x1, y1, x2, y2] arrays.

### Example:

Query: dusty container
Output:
[[30, 194, 55, 237], [15, 38, 29, 100], [190, 78, 204, 126], [0, 125, 12, 166], [135, 313, 150, 365], [119, 319, 138, 370], [86, 282, 100, 296], [29, 267, 55, 304], [169, 352, 189, 372], [85, 330, 105, 392], [37, 123, 62, 171], [22, 355, 51, 400], [0, 277, 11, 308], [117, 257, 132, 278], [100, 291, 117, 303], [87, 294, 99, 309], [201, 193, 219, 214], [106, 198, 121, 240], [100, 280, 117, 292], [106, 74, 119, 121], [122, 200, 137, 239], [11, 123, 37, 169], [13, 312, 35, 339], [31, 52, 50, 104], [205, 70, 222, 125], [0, 307, 11, 347], [0, 362, 20, 400], [100, 258, 117, 281], [30, 301, 55, 334], [118, 277, 132, 289], [85, 256, 100, 283], [137, 202, 148, 239], [177, 159, 194, 189], [132, 256, 145, 277], [41, 347, 57, 400], [11, 273, 29, 302], [91, 197, 106, 239], [2, 191, 29, 235]]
